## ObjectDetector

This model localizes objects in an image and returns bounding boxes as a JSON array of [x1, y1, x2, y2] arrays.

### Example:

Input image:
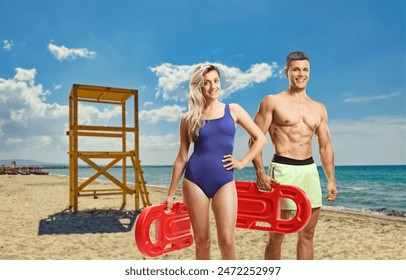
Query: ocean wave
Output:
[[373, 208, 406, 218], [322, 205, 406, 221], [347, 187, 365, 191]]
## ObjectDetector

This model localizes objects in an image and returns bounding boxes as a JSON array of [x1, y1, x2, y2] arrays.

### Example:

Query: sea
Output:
[[44, 165, 406, 219]]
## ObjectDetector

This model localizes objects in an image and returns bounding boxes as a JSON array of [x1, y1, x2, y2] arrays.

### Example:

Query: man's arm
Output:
[[315, 104, 337, 201], [250, 96, 276, 190]]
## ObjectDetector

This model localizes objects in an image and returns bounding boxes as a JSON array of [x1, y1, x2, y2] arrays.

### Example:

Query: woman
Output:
[[165, 63, 266, 259]]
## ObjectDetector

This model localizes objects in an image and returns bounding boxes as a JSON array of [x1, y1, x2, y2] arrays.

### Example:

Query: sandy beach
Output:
[[0, 174, 405, 260]]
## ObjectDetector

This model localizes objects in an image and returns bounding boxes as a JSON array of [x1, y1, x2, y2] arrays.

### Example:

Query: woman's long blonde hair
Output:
[[185, 63, 221, 143]]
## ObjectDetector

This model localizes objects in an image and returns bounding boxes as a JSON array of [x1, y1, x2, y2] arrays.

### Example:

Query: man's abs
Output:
[[270, 126, 313, 160]]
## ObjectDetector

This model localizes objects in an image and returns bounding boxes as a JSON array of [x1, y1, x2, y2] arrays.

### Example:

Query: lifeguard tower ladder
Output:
[[67, 84, 150, 212]]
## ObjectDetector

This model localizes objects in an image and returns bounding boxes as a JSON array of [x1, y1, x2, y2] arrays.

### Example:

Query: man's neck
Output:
[[287, 87, 307, 98]]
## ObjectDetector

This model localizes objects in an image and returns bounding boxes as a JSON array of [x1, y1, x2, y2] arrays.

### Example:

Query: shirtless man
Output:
[[251, 51, 337, 260]]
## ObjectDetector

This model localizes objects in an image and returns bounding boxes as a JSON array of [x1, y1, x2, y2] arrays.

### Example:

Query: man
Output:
[[250, 51, 337, 260]]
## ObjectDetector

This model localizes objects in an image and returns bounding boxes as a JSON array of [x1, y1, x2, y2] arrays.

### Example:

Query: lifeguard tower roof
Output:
[[70, 84, 136, 104]]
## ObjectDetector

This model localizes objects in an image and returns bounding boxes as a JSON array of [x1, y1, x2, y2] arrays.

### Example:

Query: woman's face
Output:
[[201, 70, 220, 100]]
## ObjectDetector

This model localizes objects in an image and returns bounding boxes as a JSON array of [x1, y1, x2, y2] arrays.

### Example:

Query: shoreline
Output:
[[1, 174, 405, 260], [321, 206, 406, 222], [45, 173, 406, 221]]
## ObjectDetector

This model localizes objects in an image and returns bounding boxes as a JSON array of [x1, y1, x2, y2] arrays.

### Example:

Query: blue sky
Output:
[[0, 0, 405, 166]]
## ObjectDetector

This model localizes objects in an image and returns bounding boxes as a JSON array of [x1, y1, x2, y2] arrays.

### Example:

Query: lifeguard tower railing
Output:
[[67, 84, 150, 212]]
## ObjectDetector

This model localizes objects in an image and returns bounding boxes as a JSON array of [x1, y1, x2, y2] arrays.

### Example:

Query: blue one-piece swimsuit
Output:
[[184, 104, 236, 198]]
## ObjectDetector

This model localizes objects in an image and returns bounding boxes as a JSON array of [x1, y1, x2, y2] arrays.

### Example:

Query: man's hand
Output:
[[325, 181, 338, 201], [256, 171, 279, 191]]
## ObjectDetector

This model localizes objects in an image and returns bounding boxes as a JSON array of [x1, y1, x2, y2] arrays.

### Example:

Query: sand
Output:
[[0, 174, 405, 260]]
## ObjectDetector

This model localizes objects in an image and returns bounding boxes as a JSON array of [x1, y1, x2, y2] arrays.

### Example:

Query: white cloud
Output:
[[327, 116, 406, 165], [277, 68, 286, 78], [3, 40, 13, 51], [150, 62, 278, 101], [1, 68, 404, 166], [343, 93, 398, 103], [37, 135, 53, 147], [9, 108, 28, 126], [150, 63, 192, 100], [220, 62, 277, 97], [143, 101, 154, 107], [48, 43, 96, 61], [140, 105, 186, 123], [6, 137, 22, 145], [0, 68, 128, 163], [76, 136, 125, 153], [138, 134, 182, 165], [140, 134, 179, 150], [229, 116, 406, 167], [77, 105, 122, 125], [14, 68, 37, 86], [138, 115, 403, 166]]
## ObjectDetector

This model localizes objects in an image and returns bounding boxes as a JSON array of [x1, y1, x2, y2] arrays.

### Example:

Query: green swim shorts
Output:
[[268, 155, 322, 210]]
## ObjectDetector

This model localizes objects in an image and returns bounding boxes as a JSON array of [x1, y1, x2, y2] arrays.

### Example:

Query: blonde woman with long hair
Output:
[[166, 63, 266, 259]]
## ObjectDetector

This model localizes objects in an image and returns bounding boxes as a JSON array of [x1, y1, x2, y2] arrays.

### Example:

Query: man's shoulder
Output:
[[308, 98, 326, 110], [259, 95, 276, 109], [261, 91, 286, 102]]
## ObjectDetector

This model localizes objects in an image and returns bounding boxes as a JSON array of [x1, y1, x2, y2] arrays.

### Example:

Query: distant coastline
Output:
[[1, 159, 405, 168]]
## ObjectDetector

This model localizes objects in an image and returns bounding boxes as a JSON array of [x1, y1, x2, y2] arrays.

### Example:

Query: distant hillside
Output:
[[0, 159, 65, 166]]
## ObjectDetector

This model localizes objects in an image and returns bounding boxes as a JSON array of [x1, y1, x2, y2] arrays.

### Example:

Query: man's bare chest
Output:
[[273, 102, 321, 130]]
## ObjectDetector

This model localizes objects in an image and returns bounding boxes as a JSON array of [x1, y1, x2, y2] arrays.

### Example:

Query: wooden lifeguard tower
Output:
[[67, 84, 150, 212]]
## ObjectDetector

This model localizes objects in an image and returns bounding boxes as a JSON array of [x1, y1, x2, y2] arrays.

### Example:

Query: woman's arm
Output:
[[166, 116, 190, 209], [223, 103, 267, 170]]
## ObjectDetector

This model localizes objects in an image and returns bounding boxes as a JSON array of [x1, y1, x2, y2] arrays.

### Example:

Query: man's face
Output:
[[285, 60, 310, 90]]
